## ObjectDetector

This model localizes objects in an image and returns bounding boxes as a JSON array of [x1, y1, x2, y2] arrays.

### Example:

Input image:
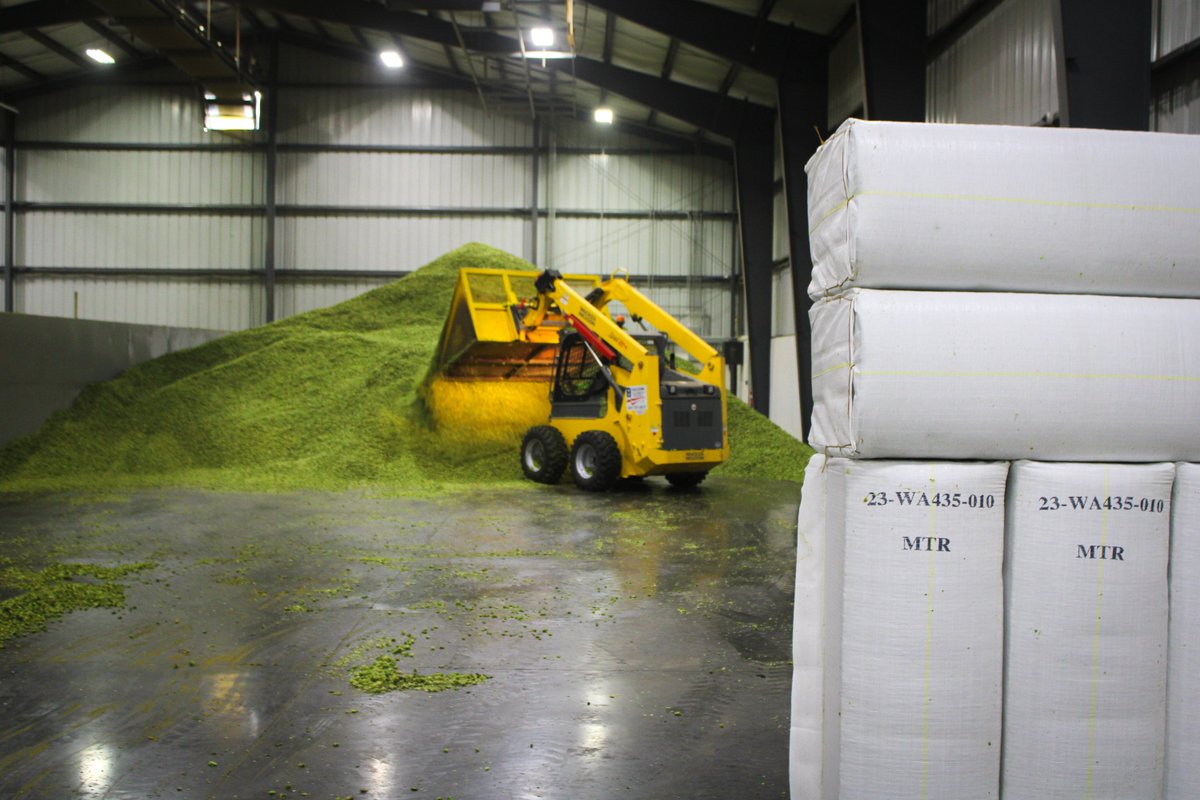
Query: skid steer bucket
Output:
[[434, 268, 600, 381]]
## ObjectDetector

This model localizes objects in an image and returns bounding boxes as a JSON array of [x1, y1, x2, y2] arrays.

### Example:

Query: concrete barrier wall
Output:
[[0, 313, 226, 446]]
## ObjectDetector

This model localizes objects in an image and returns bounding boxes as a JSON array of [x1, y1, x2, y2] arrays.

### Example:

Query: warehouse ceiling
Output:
[[0, 0, 853, 148]]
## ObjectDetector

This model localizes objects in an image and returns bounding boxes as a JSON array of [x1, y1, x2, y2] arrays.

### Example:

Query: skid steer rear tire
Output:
[[521, 426, 567, 484], [569, 430, 621, 492]]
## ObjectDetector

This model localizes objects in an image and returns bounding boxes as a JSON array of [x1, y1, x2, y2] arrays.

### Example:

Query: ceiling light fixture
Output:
[[204, 91, 261, 132], [380, 50, 404, 68], [529, 27, 554, 48], [86, 48, 115, 65], [594, 107, 614, 125]]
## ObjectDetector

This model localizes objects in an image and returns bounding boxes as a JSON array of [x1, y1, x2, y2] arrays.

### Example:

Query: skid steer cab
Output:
[[518, 268, 729, 491]]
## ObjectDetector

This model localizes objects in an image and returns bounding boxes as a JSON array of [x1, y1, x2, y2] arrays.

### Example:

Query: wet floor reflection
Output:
[[0, 479, 800, 799]]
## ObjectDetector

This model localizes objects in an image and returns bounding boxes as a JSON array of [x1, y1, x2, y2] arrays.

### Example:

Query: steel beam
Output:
[[238, 0, 511, 53], [0, 0, 99, 33], [12, 266, 732, 285], [777, 41, 829, 440], [264, 35, 279, 323], [1052, 0, 1152, 130], [3, 111, 13, 313], [562, 58, 773, 141], [530, 117, 539, 265], [857, 0, 925, 121], [584, 0, 827, 76], [733, 117, 776, 415], [240, 0, 760, 141], [0, 56, 171, 103]]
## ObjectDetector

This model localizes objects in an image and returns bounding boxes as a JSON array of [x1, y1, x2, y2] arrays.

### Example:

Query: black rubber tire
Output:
[[665, 471, 708, 489], [520, 426, 567, 484], [569, 430, 622, 492]]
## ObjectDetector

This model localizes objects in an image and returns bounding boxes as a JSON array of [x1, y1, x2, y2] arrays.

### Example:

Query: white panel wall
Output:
[[1156, 0, 1200, 57], [547, 218, 731, 277], [8, 42, 738, 335], [20, 213, 259, 270], [275, 279, 391, 319], [277, 152, 528, 207], [278, 87, 532, 148], [773, 190, 789, 264], [17, 83, 216, 145], [16, 276, 262, 330], [1154, 0, 1200, 135], [1155, 74, 1200, 134], [278, 216, 526, 273], [20, 150, 261, 204], [773, 266, 795, 337], [547, 152, 732, 214], [926, 0, 1058, 125], [768, 334, 803, 440]]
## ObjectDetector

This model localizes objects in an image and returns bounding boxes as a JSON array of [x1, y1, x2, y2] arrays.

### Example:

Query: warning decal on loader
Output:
[[625, 385, 648, 414]]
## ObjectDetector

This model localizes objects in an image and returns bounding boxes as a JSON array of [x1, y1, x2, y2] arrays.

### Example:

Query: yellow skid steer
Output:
[[434, 267, 729, 491]]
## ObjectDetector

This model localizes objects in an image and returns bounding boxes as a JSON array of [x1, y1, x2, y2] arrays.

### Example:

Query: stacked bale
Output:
[[1167, 464, 1200, 799], [792, 118, 1200, 798], [1003, 461, 1173, 799]]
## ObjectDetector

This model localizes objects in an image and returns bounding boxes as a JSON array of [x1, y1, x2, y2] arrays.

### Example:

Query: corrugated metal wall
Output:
[[13, 81, 265, 330], [7, 43, 739, 340], [1156, 0, 1200, 56], [926, 0, 1059, 125], [1153, 0, 1200, 135]]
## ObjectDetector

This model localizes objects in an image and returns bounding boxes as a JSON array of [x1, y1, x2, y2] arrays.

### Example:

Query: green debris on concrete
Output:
[[0, 243, 810, 494], [348, 655, 490, 694], [0, 561, 155, 647]]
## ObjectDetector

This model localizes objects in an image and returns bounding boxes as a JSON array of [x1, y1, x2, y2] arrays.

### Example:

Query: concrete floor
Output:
[[0, 479, 800, 800]]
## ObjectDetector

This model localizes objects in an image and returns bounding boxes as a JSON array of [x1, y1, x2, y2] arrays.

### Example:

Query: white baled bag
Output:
[[790, 454, 827, 800], [1167, 463, 1200, 800], [827, 459, 1006, 800], [809, 289, 1200, 461], [1002, 461, 1174, 800], [805, 118, 1200, 299]]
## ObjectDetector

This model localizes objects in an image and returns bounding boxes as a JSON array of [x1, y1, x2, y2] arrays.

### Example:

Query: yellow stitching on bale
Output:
[[856, 189, 1200, 216], [858, 369, 1200, 382], [808, 187, 1200, 237]]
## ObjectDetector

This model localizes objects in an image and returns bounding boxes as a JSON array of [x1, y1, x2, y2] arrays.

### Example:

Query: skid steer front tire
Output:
[[521, 426, 567, 484], [569, 430, 621, 492]]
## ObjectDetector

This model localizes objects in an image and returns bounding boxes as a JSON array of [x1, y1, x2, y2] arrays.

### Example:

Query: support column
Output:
[[857, 0, 926, 121], [778, 42, 829, 441], [263, 35, 279, 322], [530, 117, 540, 265], [1053, 0, 1152, 130], [3, 109, 13, 313], [733, 113, 776, 416]]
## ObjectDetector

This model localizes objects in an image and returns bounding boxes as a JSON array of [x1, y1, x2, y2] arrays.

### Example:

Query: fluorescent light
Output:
[[86, 49, 115, 65], [529, 27, 554, 47], [380, 50, 404, 68], [511, 50, 575, 60], [594, 107, 614, 125]]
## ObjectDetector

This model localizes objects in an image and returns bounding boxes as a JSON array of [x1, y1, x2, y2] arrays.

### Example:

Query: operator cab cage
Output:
[[549, 325, 723, 452]]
